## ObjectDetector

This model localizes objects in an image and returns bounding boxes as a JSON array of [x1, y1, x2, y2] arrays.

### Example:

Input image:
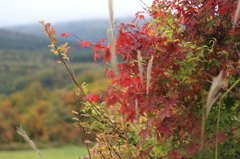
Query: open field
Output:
[[0, 145, 88, 159]]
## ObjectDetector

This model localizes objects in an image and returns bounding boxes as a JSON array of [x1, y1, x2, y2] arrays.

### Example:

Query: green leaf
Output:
[[223, 35, 234, 44], [151, 8, 160, 12], [81, 82, 89, 94], [226, 21, 232, 28], [209, 60, 221, 66], [206, 19, 214, 29], [160, 4, 166, 8], [148, 22, 156, 26]]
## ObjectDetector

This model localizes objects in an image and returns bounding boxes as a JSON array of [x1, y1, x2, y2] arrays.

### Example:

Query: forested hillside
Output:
[[0, 29, 49, 50], [0, 28, 100, 95]]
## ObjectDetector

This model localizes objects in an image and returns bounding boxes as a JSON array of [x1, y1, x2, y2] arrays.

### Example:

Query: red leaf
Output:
[[138, 129, 152, 140], [170, 151, 184, 159], [205, 0, 215, 9], [165, 41, 180, 53], [176, 52, 185, 59], [126, 111, 136, 122], [146, 118, 155, 127], [104, 48, 111, 62], [104, 67, 109, 74], [93, 42, 103, 52], [160, 108, 170, 121], [106, 93, 120, 106], [79, 41, 92, 48], [185, 143, 201, 156], [85, 94, 99, 102], [94, 52, 101, 61], [164, 98, 179, 108], [139, 15, 145, 19], [139, 146, 153, 157], [157, 124, 173, 138], [157, 96, 166, 104], [218, 2, 228, 17], [212, 131, 227, 144], [61, 32, 71, 37], [136, 141, 145, 148], [106, 70, 115, 79]]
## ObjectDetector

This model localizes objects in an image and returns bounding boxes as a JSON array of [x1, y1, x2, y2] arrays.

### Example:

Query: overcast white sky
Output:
[[0, 0, 153, 27]]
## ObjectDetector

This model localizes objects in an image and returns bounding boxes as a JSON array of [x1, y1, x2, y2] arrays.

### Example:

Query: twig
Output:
[[105, 136, 122, 159], [74, 94, 92, 159]]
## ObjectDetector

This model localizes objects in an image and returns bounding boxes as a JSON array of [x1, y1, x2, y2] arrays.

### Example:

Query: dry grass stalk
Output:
[[234, 0, 240, 25], [107, 0, 118, 76], [16, 126, 44, 159], [108, 0, 114, 36], [206, 71, 224, 118], [146, 56, 154, 98], [137, 50, 143, 85], [135, 99, 140, 124]]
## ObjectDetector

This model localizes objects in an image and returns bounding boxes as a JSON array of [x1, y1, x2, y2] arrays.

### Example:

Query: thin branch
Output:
[[105, 136, 122, 159], [74, 94, 92, 159]]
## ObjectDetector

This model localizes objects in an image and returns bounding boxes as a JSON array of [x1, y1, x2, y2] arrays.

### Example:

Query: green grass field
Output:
[[0, 145, 88, 159]]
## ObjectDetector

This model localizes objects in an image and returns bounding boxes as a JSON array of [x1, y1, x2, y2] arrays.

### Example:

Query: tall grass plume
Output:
[[107, 0, 118, 77], [16, 126, 44, 159], [146, 56, 154, 98]]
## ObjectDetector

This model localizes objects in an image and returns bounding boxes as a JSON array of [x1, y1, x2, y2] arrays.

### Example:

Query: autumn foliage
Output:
[[38, 0, 240, 158]]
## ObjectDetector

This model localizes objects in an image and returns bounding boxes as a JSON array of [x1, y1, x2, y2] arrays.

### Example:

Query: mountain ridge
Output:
[[1, 17, 146, 43]]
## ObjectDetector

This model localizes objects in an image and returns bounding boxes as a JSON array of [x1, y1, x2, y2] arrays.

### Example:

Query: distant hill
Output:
[[0, 28, 95, 61], [2, 17, 145, 43], [0, 28, 51, 50]]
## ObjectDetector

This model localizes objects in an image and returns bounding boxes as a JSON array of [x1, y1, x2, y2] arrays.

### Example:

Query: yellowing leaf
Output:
[[72, 123, 79, 128], [49, 28, 56, 37], [48, 43, 55, 49], [45, 23, 50, 30], [80, 122, 88, 127], [72, 117, 79, 121], [50, 49, 58, 55], [56, 60, 62, 63], [41, 30, 48, 35], [71, 110, 79, 114], [84, 140, 93, 144], [141, 126, 147, 130], [49, 37, 57, 44], [39, 20, 44, 25], [81, 113, 90, 117]]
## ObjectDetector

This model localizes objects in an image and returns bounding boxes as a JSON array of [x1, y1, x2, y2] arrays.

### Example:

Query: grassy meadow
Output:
[[0, 145, 88, 159]]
